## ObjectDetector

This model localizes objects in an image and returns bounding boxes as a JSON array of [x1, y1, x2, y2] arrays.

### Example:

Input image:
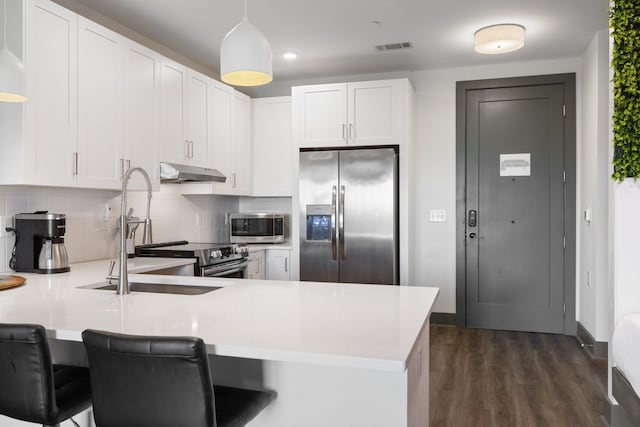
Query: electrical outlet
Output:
[[0, 216, 13, 237]]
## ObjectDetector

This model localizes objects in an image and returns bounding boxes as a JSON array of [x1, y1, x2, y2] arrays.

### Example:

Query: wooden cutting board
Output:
[[0, 275, 26, 291]]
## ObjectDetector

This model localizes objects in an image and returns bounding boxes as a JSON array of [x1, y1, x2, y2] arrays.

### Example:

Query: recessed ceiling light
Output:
[[474, 24, 525, 54], [282, 51, 297, 60]]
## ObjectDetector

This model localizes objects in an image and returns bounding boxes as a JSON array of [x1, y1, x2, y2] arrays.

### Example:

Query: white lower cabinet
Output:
[[247, 250, 265, 280], [266, 249, 291, 281]]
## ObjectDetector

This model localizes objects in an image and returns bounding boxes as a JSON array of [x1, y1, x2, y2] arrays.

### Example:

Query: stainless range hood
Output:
[[160, 162, 226, 183]]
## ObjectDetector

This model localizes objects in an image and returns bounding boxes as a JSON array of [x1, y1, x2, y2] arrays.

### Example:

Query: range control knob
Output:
[[234, 246, 248, 255], [210, 250, 223, 260]]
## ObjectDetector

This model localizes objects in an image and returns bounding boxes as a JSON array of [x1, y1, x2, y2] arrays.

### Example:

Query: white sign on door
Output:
[[500, 153, 531, 177]]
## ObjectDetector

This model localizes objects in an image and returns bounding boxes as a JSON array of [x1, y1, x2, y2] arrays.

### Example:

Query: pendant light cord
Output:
[[1, 0, 6, 48], [243, 0, 248, 20]]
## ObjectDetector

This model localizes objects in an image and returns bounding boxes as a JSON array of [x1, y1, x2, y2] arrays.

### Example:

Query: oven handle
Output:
[[201, 260, 248, 277]]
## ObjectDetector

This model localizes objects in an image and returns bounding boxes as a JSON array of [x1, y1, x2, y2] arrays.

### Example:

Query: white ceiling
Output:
[[60, 0, 608, 82]]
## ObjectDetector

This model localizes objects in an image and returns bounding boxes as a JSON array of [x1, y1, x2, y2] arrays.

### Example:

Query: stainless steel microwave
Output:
[[230, 213, 285, 243]]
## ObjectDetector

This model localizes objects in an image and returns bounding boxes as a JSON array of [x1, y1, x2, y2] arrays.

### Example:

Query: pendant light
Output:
[[0, 0, 28, 102], [474, 24, 525, 55], [220, 0, 272, 86]]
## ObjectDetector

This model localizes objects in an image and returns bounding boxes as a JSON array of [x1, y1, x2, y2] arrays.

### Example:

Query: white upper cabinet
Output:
[[4, 0, 160, 190], [187, 69, 212, 167], [292, 79, 406, 148], [231, 91, 252, 195], [77, 17, 123, 189], [159, 59, 188, 165], [252, 97, 293, 196], [23, 0, 78, 187], [208, 80, 234, 193], [122, 40, 160, 190], [160, 59, 212, 168], [180, 85, 253, 196], [292, 83, 346, 148]]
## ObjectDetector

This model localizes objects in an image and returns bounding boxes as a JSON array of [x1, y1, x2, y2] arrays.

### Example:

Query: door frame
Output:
[[455, 73, 577, 334]]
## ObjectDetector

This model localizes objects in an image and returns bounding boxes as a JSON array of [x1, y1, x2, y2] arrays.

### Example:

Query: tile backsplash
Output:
[[0, 185, 239, 273]]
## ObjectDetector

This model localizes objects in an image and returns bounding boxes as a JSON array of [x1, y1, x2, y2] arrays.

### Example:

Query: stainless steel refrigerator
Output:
[[299, 147, 398, 285]]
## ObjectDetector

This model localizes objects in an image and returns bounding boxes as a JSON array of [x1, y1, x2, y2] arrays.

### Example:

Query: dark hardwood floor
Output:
[[430, 326, 608, 427]]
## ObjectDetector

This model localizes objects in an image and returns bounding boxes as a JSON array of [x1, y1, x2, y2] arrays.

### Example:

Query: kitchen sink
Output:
[[81, 282, 222, 295]]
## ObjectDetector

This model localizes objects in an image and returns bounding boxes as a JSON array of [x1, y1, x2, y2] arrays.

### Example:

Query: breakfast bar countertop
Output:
[[0, 258, 438, 372]]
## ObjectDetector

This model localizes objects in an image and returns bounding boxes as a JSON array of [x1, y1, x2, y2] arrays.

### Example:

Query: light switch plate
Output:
[[429, 210, 446, 223], [584, 208, 592, 223]]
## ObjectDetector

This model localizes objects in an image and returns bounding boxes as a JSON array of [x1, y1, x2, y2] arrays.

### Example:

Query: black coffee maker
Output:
[[14, 212, 70, 274]]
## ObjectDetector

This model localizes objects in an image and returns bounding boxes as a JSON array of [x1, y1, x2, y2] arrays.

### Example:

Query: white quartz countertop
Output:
[[0, 258, 438, 372]]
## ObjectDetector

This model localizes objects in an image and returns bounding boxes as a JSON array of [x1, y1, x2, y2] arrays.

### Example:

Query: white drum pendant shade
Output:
[[220, 18, 272, 86], [474, 24, 525, 54], [0, 0, 27, 102], [0, 46, 28, 102]]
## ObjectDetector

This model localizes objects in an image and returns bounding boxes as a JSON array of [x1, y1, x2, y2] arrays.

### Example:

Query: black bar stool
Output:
[[82, 329, 276, 427], [0, 323, 92, 427]]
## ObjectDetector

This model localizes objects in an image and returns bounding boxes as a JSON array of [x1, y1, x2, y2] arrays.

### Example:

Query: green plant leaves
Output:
[[611, 0, 640, 181]]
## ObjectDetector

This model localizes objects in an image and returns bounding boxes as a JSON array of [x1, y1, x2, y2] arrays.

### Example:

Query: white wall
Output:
[[0, 185, 238, 272], [251, 57, 584, 313], [578, 30, 611, 342], [410, 58, 583, 312]]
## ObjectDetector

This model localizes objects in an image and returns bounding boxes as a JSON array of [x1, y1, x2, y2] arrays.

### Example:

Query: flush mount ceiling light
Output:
[[0, 0, 28, 102], [474, 24, 525, 55], [220, 0, 272, 87]]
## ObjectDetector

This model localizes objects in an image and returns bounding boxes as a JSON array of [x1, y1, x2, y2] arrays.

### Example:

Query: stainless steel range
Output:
[[135, 241, 249, 278]]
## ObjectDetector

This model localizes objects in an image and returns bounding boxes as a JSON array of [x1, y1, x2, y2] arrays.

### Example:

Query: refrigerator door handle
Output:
[[339, 185, 346, 260], [331, 186, 337, 260]]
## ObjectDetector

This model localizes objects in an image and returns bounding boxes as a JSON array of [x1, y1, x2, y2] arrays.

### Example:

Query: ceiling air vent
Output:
[[374, 41, 414, 52]]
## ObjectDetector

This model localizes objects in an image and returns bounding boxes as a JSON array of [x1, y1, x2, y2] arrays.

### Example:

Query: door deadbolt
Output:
[[468, 210, 477, 227], [469, 233, 477, 239]]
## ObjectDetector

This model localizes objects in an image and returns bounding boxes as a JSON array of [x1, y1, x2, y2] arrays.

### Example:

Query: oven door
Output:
[[200, 259, 248, 278]]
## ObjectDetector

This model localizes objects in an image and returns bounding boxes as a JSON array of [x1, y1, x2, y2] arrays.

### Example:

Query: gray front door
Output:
[[458, 75, 575, 334]]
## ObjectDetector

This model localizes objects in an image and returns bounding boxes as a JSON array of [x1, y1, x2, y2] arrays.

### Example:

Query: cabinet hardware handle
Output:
[[284, 257, 288, 272], [73, 152, 78, 176], [190, 140, 194, 159], [339, 185, 346, 260], [331, 186, 337, 260], [120, 158, 125, 178], [184, 140, 189, 159], [349, 123, 353, 141], [126, 159, 131, 170], [342, 124, 347, 142], [232, 172, 237, 189]]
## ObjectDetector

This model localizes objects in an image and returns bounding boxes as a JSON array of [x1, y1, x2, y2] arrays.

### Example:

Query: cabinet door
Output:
[[292, 83, 347, 148], [266, 249, 290, 281], [208, 80, 234, 194], [187, 69, 211, 167], [247, 250, 265, 280], [25, 0, 78, 187], [160, 58, 188, 164], [347, 80, 404, 146], [231, 91, 252, 194], [252, 97, 292, 196], [123, 40, 160, 190], [77, 17, 123, 189]]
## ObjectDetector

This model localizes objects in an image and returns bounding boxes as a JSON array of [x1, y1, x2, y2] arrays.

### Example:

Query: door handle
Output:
[[468, 210, 477, 227], [339, 185, 345, 260], [331, 185, 337, 260], [469, 233, 477, 239]]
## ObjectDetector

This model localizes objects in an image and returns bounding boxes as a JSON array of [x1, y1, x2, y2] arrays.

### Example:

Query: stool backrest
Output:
[[82, 329, 216, 427], [0, 323, 57, 424]]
